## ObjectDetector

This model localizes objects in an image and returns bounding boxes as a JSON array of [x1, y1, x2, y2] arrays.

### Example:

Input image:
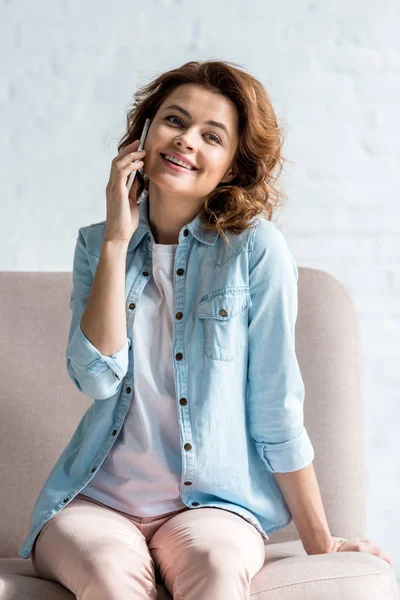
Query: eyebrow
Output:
[[163, 104, 230, 138]]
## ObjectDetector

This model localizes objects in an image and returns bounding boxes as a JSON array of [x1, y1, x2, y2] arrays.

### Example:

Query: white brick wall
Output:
[[2, 0, 399, 583]]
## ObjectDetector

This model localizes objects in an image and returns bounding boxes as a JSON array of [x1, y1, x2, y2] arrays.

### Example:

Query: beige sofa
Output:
[[0, 267, 398, 599]]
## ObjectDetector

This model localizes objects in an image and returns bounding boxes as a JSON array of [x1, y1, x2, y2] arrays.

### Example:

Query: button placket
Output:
[[173, 240, 198, 503]]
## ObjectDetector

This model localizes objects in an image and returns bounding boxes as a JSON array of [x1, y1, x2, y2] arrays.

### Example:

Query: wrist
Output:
[[102, 239, 130, 248], [330, 539, 347, 553], [101, 239, 130, 256]]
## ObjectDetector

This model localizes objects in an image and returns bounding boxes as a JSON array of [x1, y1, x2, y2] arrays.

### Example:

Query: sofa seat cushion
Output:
[[1, 540, 398, 599]]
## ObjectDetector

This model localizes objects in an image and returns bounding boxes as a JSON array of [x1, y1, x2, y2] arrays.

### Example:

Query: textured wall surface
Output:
[[2, 0, 399, 582]]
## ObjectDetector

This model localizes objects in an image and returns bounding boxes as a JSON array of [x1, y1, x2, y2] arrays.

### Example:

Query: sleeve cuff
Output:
[[261, 426, 315, 473], [67, 325, 130, 381]]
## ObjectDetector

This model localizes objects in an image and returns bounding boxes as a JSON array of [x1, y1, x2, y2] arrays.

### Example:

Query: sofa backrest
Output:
[[0, 268, 365, 558]]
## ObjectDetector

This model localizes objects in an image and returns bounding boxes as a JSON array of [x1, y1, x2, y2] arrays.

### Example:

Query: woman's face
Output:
[[142, 83, 240, 197]]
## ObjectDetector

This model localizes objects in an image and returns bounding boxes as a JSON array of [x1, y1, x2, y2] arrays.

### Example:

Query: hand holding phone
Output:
[[104, 118, 150, 243]]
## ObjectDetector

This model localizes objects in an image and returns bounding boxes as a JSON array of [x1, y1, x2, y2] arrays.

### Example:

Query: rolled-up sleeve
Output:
[[247, 219, 314, 473], [66, 227, 130, 400]]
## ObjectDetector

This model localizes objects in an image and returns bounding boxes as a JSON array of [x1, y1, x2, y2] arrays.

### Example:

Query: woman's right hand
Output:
[[104, 139, 147, 243]]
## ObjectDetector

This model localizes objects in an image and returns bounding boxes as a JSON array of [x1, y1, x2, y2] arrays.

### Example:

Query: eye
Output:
[[164, 115, 221, 144]]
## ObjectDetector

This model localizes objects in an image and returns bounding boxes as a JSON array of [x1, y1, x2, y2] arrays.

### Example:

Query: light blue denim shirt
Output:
[[18, 191, 314, 559]]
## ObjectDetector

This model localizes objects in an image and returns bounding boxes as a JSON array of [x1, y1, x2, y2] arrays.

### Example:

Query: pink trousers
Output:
[[31, 492, 267, 599]]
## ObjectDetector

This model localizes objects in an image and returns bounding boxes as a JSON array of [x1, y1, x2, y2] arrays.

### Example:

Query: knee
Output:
[[190, 545, 244, 576]]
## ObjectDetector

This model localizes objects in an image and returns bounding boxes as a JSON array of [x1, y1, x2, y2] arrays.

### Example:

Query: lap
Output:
[[32, 497, 265, 598]]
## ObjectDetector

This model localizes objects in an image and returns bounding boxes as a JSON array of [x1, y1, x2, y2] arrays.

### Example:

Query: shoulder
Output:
[[249, 216, 290, 255], [77, 220, 106, 257], [249, 217, 298, 279]]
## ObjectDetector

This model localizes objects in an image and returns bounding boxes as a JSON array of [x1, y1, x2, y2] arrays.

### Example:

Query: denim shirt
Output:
[[18, 191, 314, 559]]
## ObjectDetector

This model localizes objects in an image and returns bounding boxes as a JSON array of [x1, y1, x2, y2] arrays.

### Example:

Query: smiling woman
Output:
[[116, 59, 287, 247], [20, 58, 395, 600]]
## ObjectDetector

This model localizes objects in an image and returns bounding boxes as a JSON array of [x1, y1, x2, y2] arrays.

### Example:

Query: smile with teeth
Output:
[[161, 153, 197, 170]]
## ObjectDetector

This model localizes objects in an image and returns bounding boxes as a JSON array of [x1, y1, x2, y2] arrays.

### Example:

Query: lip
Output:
[[160, 154, 198, 174], [160, 151, 198, 170]]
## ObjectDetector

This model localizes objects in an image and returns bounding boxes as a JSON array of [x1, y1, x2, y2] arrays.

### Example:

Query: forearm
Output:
[[80, 240, 129, 356], [273, 463, 334, 555]]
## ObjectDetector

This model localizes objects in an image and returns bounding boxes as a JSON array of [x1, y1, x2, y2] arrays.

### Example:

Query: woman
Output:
[[19, 59, 393, 599]]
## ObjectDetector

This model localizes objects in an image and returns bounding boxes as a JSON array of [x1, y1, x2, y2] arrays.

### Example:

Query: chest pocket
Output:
[[197, 286, 252, 361]]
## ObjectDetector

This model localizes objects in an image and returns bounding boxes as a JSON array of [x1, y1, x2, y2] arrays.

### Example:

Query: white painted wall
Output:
[[2, 0, 399, 583]]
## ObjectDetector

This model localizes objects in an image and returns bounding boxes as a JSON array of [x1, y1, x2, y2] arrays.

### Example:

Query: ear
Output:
[[220, 168, 237, 185]]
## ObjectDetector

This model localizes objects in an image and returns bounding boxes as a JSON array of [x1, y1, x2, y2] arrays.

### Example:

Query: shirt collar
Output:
[[127, 189, 220, 252]]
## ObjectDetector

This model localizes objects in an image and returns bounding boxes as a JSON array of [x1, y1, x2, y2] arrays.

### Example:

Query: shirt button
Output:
[[142, 271, 149, 276], [179, 398, 187, 405], [176, 312, 183, 320], [175, 353, 183, 360], [126, 387, 131, 394], [192, 502, 200, 507], [184, 481, 192, 485], [219, 309, 228, 317], [129, 303, 136, 310], [183, 229, 189, 237], [184, 443, 192, 451], [176, 268, 184, 276]]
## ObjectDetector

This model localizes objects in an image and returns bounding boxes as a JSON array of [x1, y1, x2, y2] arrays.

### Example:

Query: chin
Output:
[[149, 172, 194, 189]]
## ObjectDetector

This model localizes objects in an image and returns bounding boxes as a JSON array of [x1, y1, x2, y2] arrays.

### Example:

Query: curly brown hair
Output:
[[117, 59, 288, 246]]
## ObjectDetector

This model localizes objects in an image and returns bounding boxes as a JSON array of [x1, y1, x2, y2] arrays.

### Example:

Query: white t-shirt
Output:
[[82, 240, 186, 516]]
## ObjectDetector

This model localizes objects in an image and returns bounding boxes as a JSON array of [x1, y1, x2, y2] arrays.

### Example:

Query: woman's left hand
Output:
[[332, 539, 394, 569]]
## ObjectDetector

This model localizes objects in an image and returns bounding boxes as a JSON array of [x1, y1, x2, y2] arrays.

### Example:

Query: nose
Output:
[[176, 136, 194, 151]]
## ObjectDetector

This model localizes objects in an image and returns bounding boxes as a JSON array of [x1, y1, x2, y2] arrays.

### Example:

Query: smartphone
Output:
[[126, 117, 151, 198]]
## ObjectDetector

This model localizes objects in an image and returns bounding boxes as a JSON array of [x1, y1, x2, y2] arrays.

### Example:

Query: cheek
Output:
[[148, 124, 170, 142]]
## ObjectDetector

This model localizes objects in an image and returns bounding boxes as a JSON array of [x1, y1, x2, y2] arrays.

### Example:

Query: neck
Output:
[[147, 182, 204, 244]]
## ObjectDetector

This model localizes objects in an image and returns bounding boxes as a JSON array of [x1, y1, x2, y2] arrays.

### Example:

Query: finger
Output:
[[115, 150, 146, 171], [117, 138, 141, 158], [380, 552, 394, 568], [367, 543, 393, 568], [112, 141, 139, 166], [117, 161, 144, 193], [119, 138, 139, 152]]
